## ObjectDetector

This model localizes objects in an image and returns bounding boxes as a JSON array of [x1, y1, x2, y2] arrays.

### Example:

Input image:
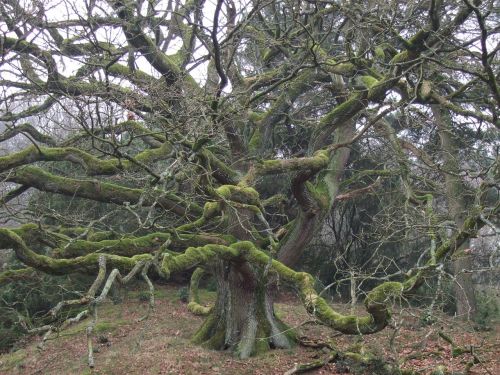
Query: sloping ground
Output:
[[0, 285, 498, 375]]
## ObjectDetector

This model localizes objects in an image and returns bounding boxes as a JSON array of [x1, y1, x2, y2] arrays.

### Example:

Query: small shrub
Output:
[[474, 290, 499, 326], [178, 287, 189, 303], [137, 291, 151, 302]]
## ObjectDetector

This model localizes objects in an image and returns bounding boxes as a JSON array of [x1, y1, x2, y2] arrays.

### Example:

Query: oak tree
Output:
[[0, 0, 498, 364]]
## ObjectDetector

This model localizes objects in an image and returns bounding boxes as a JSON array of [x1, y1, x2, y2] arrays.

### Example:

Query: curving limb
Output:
[[187, 267, 212, 316]]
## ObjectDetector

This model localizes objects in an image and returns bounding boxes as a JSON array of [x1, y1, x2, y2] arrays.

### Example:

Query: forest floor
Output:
[[0, 284, 498, 375]]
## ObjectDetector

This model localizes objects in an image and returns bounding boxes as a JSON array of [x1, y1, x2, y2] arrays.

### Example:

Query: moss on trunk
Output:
[[191, 261, 295, 359]]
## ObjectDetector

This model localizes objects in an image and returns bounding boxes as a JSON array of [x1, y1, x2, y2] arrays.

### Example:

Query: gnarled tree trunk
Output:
[[192, 261, 294, 358], [190, 185, 294, 358]]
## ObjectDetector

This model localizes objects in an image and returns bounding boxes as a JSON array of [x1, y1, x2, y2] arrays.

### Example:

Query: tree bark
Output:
[[433, 105, 478, 320], [191, 185, 295, 358], [192, 261, 294, 358]]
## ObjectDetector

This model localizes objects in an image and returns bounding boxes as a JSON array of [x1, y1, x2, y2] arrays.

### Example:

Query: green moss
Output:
[[201, 328, 226, 350], [202, 202, 220, 218], [258, 150, 330, 176], [60, 320, 127, 337], [254, 324, 271, 355], [0, 349, 27, 371], [87, 231, 119, 242], [187, 301, 212, 315], [260, 159, 282, 169], [390, 50, 410, 64], [318, 93, 365, 132], [312, 150, 329, 165], [306, 180, 330, 209], [161, 244, 240, 279], [187, 268, 213, 316], [374, 47, 386, 60], [0, 267, 36, 284], [11, 224, 69, 249], [248, 111, 265, 122], [365, 282, 403, 305], [176, 218, 206, 232], [324, 59, 356, 75], [191, 313, 218, 344], [53, 232, 171, 258], [452, 347, 468, 357], [172, 233, 234, 249], [273, 317, 297, 345], [360, 76, 379, 89], [216, 185, 260, 205], [248, 126, 262, 152]]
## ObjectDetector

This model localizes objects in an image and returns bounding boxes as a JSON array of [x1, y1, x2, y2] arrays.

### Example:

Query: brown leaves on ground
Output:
[[0, 286, 498, 375]]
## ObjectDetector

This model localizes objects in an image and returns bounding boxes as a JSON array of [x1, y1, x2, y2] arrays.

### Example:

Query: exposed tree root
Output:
[[286, 337, 401, 375]]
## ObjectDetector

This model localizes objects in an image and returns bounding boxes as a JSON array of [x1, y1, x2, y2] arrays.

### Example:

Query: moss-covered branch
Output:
[[0, 123, 56, 145], [0, 228, 151, 275], [430, 91, 497, 127], [7, 223, 234, 258], [187, 267, 212, 316], [0, 96, 60, 122], [0, 142, 173, 175], [62, 120, 166, 149], [108, 0, 182, 84], [242, 150, 330, 184], [0, 267, 38, 284], [250, 70, 316, 154], [0, 185, 30, 205], [51, 232, 171, 258], [5, 166, 202, 217]]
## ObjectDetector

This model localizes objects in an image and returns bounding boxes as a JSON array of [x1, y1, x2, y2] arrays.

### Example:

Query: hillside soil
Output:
[[0, 284, 498, 375]]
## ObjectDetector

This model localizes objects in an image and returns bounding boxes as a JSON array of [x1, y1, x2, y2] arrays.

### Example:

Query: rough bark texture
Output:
[[192, 261, 294, 358], [0, 0, 493, 364], [433, 105, 478, 320], [192, 185, 295, 358]]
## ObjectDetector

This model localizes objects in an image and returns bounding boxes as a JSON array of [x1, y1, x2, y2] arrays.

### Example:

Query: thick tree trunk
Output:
[[190, 185, 295, 358], [191, 261, 294, 358]]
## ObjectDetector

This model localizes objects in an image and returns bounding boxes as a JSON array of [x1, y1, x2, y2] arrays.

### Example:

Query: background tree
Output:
[[0, 0, 498, 365]]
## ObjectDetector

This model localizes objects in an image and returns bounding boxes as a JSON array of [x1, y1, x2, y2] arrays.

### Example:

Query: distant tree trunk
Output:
[[452, 247, 477, 319], [433, 105, 478, 320]]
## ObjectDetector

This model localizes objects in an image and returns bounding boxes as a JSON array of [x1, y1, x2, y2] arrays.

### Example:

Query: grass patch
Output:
[[59, 319, 128, 337], [126, 288, 171, 300], [197, 289, 216, 302], [0, 349, 27, 371]]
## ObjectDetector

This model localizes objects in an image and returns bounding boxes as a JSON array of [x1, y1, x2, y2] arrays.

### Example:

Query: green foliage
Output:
[[474, 290, 499, 326], [178, 286, 189, 303], [0, 309, 24, 353], [202, 276, 217, 292], [0, 260, 91, 352]]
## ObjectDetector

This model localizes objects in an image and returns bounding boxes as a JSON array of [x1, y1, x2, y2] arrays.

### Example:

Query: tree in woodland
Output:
[[0, 0, 498, 364]]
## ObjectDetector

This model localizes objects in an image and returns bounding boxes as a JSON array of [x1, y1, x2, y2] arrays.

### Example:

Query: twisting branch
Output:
[[0, 123, 56, 145], [187, 267, 212, 316]]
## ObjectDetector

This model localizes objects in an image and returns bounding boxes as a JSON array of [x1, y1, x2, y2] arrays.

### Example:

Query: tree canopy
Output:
[[0, 0, 498, 367]]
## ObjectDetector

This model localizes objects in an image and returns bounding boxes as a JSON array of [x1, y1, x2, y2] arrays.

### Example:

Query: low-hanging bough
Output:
[[0, 187, 494, 367]]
